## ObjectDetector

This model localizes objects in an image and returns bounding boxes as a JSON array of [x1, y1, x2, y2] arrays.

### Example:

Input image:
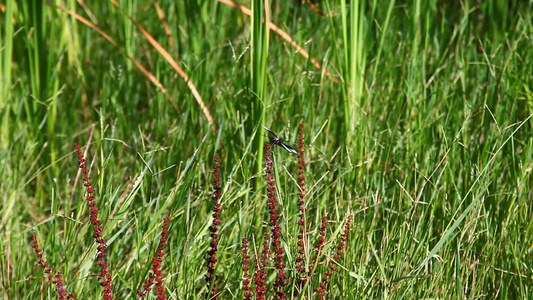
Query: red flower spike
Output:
[[73, 143, 113, 299], [241, 238, 253, 300], [317, 216, 352, 299], [294, 123, 309, 296], [264, 144, 290, 298], [310, 215, 328, 275], [30, 234, 77, 299], [203, 153, 223, 300], [136, 216, 169, 299]]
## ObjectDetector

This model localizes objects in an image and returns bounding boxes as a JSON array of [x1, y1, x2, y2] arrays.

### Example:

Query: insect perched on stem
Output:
[[259, 122, 299, 155]]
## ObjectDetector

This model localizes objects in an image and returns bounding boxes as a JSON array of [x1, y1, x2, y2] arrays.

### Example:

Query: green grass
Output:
[[1, 0, 533, 299]]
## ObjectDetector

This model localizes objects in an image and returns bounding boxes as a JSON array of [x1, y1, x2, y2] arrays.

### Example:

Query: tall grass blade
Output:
[[340, 0, 366, 164], [251, 0, 270, 179], [0, 0, 14, 148]]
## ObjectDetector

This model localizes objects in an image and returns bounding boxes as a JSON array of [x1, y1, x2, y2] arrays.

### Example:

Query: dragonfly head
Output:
[[270, 137, 281, 145]]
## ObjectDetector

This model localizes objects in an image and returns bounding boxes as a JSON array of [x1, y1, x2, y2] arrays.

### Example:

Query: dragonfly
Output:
[[259, 122, 299, 155]]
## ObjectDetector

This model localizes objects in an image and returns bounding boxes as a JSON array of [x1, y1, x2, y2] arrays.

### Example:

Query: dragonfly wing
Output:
[[258, 122, 278, 137], [280, 142, 299, 154], [280, 140, 299, 146]]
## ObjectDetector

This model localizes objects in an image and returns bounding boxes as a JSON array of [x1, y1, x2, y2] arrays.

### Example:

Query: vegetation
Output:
[[1, 0, 532, 299]]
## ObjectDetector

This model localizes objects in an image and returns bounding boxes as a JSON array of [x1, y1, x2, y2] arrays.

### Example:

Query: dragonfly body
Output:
[[259, 122, 299, 155]]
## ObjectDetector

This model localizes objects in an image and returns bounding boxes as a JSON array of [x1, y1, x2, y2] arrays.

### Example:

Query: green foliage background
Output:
[[0, 0, 532, 298]]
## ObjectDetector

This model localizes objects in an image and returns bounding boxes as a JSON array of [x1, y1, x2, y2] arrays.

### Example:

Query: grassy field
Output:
[[1, 0, 532, 299]]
